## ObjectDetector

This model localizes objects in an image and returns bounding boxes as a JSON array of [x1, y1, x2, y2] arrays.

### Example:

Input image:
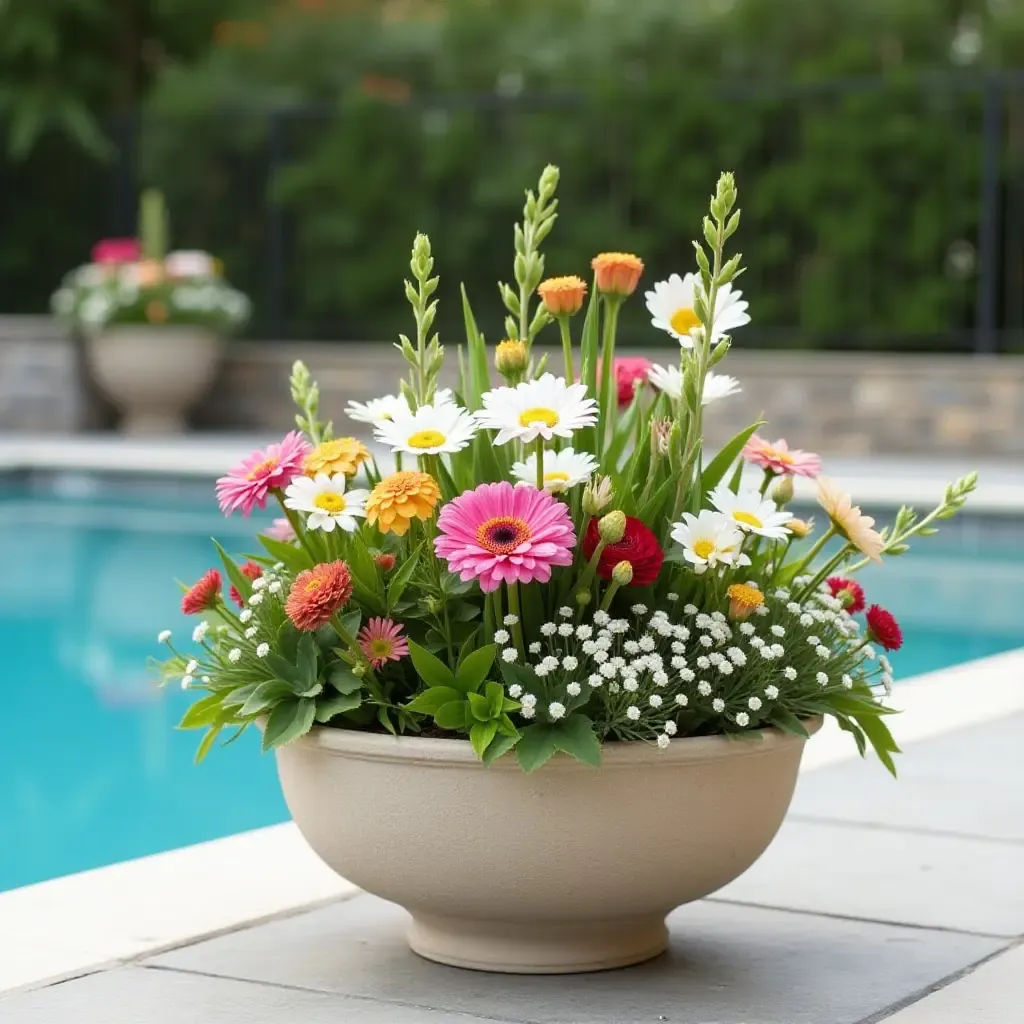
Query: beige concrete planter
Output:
[[275, 718, 821, 974], [86, 325, 222, 435]]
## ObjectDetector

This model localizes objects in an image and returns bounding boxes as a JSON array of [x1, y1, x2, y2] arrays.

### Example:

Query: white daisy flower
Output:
[[374, 399, 477, 455], [670, 509, 751, 571], [284, 473, 369, 533], [158, 629, 172, 644], [708, 485, 793, 539], [647, 364, 740, 406], [344, 393, 410, 425], [644, 272, 750, 347], [511, 446, 598, 493], [476, 374, 597, 446]]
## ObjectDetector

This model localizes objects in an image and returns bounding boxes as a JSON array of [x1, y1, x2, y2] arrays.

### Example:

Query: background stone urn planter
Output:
[[275, 718, 821, 974], [85, 324, 222, 435]]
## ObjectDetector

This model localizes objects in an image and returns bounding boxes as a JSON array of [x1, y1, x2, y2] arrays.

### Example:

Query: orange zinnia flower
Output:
[[537, 275, 587, 317], [366, 471, 441, 537], [591, 252, 644, 297], [305, 437, 370, 477]]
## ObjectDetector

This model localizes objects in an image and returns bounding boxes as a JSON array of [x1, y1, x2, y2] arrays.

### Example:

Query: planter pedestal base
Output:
[[121, 411, 188, 436], [407, 913, 668, 974]]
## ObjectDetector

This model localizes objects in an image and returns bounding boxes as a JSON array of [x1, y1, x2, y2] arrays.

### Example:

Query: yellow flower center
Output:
[[304, 577, 323, 594], [407, 429, 446, 449], [670, 306, 701, 336], [732, 511, 763, 529], [313, 491, 346, 514], [766, 447, 794, 464], [370, 638, 393, 657], [246, 456, 278, 481], [544, 471, 571, 484], [727, 583, 764, 609], [692, 539, 716, 560], [519, 407, 559, 428], [477, 516, 532, 555]]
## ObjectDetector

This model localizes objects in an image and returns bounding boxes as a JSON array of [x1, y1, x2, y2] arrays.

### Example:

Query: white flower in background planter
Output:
[[165, 250, 216, 278]]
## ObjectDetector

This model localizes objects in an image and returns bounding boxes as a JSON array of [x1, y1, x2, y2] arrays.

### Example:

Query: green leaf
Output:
[[178, 693, 224, 730], [336, 609, 362, 640], [405, 685, 462, 715], [408, 639, 457, 688], [768, 708, 811, 738], [516, 724, 559, 773], [346, 534, 386, 613], [461, 283, 491, 411], [499, 659, 538, 692], [856, 712, 901, 777], [377, 705, 397, 735], [240, 680, 293, 717], [702, 420, 765, 495], [314, 691, 362, 723], [551, 714, 602, 767], [466, 690, 492, 722], [257, 533, 312, 573], [261, 697, 316, 751], [328, 663, 363, 695], [212, 538, 252, 606], [386, 544, 421, 611], [434, 699, 469, 731], [469, 720, 499, 758], [195, 725, 223, 763], [481, 729, 519, 765], [296, 634, 319, 690], [455, 644, 496, 694], [264, 651, 300, 687], [485, 680, 504, 718]]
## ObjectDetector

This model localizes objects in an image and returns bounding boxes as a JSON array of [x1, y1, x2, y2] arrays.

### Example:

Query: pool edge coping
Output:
[[1, 645, 1023, 997]]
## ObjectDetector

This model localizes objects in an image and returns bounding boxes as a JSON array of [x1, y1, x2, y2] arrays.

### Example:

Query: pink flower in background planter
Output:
[[434, 481, 575, 593], [612, 356, 653, 407], [742, 435, 822, 478], [216, 432, 311, 516], [358, 617, 410, 668], [264, 518, 296, 542], [91, 238, 141, 264]]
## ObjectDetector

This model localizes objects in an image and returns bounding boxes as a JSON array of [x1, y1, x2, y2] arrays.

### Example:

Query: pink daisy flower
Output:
[[434, 481, 576, 593], [216, 432, 311, 516], [264, 518, 296, 543], [742, 435, 822, 478], [358, 617, 410, 668]]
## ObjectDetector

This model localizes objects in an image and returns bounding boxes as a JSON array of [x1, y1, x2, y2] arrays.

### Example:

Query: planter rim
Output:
[[290, 716, 823, 770]]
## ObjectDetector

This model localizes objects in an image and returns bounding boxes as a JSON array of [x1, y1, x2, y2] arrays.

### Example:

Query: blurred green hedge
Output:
[[5, 0, 1024, 349]]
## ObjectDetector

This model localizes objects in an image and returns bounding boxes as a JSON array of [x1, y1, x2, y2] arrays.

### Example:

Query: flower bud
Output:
[[575, 588, 591, 607], [591, 252, 644, 297], [727, 583, 763, 621], [352, 663, 366, 678], [598, 510, 626, 545], [426, 596, 442, 614], [771, 475, 795, 506], [582, 475, 614, 516], [611, 560, 634, 586], [374, 553, 396, 573], [651, 417, 673, 457], [494, 339, 528, 377], [788, 518, 813, 539], [537, 275, 587, 317]]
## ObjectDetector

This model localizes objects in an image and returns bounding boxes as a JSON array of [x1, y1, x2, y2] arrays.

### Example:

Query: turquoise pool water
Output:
[[1, 474, 1021, 892]]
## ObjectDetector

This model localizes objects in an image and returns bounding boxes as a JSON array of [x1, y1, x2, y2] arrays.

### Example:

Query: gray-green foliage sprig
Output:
[[290, 359, 330, 444], [398, 232, 442, 408], [499, 164, 560, 348]]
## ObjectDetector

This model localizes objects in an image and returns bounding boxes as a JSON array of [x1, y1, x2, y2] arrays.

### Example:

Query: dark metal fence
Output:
[[2, 72, 1023, 353]]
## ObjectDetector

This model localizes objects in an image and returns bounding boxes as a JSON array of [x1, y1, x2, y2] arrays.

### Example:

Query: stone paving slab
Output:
[[790, 714, 1024, 843], [145, 894, 1004, 1024], [0, 965, 503, 1024], [716, 816, 1024, 937]]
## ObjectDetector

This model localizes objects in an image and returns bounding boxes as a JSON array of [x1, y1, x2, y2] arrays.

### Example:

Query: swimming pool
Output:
[[1, 473, 1021, 892]]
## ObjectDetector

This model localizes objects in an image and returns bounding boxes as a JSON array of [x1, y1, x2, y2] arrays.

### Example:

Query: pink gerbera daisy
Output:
[[264, 517, 296, 542], [434, 481, 576, 593], [742, 435, 822, 478], [216, 432, 311, 516], [358, 617, 410, 668]]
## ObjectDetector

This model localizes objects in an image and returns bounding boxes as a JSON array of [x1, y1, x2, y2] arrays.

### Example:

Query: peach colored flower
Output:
[[591, 252, 644, 297], [727, 583, 764, 621], [537, 275, 587, 317], [816, 477, 884, 563], [304, 437, 370, 477], [366, 471, 441, 536], [743, 436, 822, 478], [285, 561, 352, 631]]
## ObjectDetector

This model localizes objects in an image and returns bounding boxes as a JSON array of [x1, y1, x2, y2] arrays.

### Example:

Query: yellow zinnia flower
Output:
[[304, 437, 370, 478], [366, 471, 441, 536]]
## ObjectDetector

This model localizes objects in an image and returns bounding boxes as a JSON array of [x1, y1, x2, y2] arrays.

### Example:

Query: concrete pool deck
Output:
[[1, 647, 1023, 1022]]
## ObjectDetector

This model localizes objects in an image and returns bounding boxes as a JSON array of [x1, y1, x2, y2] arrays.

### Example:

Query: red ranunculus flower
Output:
[[613, 357, 653, 407], [181, 569, 222, 615], [230, 561, 264, 607], [583, 516, 664, 586], [827, 576, 865, 614], [866, 604, 903, 652]]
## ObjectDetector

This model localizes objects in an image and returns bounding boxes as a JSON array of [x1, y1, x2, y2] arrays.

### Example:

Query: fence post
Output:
[[974, 74, 1003, 355], [266, 109, 287, 340]]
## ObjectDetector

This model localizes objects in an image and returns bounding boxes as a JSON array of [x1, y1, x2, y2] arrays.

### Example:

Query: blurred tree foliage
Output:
[[4, 0, 1024, 346]]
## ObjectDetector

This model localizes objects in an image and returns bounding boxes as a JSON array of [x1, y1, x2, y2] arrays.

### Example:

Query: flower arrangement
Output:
[[51, 190, 250, 334], [158, 168, 976, 774]]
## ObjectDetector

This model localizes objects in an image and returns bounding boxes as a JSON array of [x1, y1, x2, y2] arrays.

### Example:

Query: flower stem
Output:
[[599, 579, 622, 612], [787, 523, 837, 580], [597, 297, 621, 455], [331, 614, 381, 697], [505, 582, 524, 654], [795, 544, 854, 602], [535, 437, 545, 491], [559, 317, 574, 381], [274, 492, 318, 562]]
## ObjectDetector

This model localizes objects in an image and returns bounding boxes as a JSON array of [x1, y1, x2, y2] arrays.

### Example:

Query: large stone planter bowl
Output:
[[85, 324, 222, 434], [275, 718, 821, 974]]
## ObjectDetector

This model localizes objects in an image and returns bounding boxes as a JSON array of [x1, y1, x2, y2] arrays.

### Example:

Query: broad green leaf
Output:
[[767, 708, 811, 738], [461, 283, 491, 411], [296, 634, 318, 690], [178, 693, 224, 730], [211, 538, 251, 606], [314, 691, 362, 723], [261, 697, 316, 751], [240, 680, 293, 717], [336, 609, 362, 641], [346, 534, 386, 613], [856, 713, 901, 777], [434, 699, 469, 731], [405, 685, 461, 715], [220, 683, 260, 707], [469, 720, 499, 759], [257, 534, 312, 572], [195, 725, 223, 763], [516, 724, 559, 773], [499, 660, 538, 692], [328, 664, 363, 695], [485, 680, 504, 718], [551, 714, 602, 767], [264, 652, 299, 687], [637, 473, 678, 527], [408, 639, 457, 688], [455, 644, 496, 694], [481, 729, 519, 765], [377, 705, 397, 735], [701, 420, 765, 495], [386, 544, 421, 611], [466, 690, 492, 722]]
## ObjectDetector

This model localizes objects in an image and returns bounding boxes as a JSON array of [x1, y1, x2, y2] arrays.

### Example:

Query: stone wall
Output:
[[2, 317, 1023, 459]]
